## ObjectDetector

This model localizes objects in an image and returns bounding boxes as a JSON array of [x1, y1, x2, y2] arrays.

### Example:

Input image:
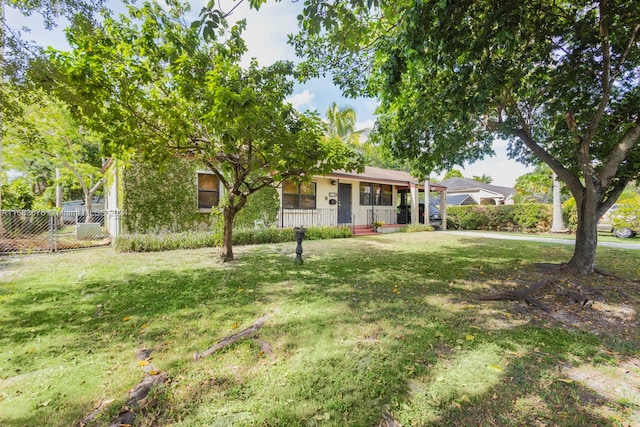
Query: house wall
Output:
[[277, 177, 398, 228]]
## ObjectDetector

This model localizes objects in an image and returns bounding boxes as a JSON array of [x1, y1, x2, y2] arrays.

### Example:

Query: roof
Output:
[[438, 177, 514, 197], [328, 166, 447, 192], [446, 194, 476, 205]]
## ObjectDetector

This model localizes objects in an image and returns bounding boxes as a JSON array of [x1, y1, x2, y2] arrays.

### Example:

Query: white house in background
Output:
[[277, 166, 448, 229], [438, 177, 515, 206]]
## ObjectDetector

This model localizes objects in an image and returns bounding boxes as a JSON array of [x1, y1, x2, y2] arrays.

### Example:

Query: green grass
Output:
[[1, 233, 639, 426]]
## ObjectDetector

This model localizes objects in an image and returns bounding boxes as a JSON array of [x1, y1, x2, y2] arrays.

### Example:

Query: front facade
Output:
[[277, 166, 447, 229], [104, 161, 447, 236]]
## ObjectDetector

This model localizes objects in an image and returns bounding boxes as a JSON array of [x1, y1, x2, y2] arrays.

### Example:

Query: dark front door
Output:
[[338, 183, 352, 224]]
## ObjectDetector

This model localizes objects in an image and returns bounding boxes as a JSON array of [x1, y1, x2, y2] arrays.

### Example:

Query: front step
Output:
[[353, 225, 378, 236]]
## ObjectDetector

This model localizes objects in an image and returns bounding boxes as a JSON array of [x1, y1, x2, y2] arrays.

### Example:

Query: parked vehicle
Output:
[[397, 203, 442, 229], [62, 196, 105, 225], [597, 203, 638, 238]]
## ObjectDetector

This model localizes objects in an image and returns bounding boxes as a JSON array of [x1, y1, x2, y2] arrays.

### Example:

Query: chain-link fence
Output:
[[0, 210, 119, 254]]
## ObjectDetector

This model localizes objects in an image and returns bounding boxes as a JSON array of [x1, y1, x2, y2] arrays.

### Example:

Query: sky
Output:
[[6, 0, 534, 186]]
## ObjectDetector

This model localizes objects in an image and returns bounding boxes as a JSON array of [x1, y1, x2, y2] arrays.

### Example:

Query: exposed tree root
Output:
[[378, 409, 402, 427], [477, 278, 557, 311], [194, 314, 270, 360]]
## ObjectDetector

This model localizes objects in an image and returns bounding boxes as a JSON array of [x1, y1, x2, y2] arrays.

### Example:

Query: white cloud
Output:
[[287, 90, 315, 110], [356, 119, 376, 132]]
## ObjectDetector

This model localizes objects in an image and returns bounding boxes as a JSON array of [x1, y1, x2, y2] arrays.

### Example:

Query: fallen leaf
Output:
[[122, 316, 131, 322], [148, 370, 160, 375], [459, 394, 471, 403], [465, 334, 475, 341], [138, 360, 150, 366], [557, 378, 574, 384], [231, 322, 238, 330], [488, 364, 503, 372]]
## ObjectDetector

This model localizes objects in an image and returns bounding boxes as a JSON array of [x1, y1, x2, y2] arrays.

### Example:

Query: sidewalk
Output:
[[446, 231, 640, 250]]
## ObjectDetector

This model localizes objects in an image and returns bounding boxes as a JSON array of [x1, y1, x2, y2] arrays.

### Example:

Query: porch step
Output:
[[353, 225, 378, 236]]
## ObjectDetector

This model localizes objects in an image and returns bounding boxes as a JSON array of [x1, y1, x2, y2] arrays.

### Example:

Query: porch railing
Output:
[[277, 208, 341, 228]]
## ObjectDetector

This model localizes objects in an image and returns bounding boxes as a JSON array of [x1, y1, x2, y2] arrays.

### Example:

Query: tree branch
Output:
[[599, 121, 640, 189]]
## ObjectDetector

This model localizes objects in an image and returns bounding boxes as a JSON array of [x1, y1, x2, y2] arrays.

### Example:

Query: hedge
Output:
[[115, 225, 354, 252], [446, 204, 553, 232]]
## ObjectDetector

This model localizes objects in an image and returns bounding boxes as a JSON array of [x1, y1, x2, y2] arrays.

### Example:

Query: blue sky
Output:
[[6, 0, 533, 186]]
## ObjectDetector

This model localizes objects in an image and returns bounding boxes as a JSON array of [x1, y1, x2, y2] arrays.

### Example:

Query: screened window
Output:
[[360, 183, 392, 206], [283, 181, 316, 209], [198, 173, 219, 209]]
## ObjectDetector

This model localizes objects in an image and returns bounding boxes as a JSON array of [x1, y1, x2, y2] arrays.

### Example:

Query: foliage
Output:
[[562, 198, 579, 232], [515, 164, 554, 203], [611, 196, 640, 231], [471, 173, 493, 184], [49, 1, 362, 261], [398, 223, 434, 233], [288, 0, 640, 274], [234, 186, 280, 229], [443, 169, 464, 180], [115, 225, 353, 252], [3, 234, 639, 426], [4, 90, 105, 214], [120, 158, 204, 234], [1, 177, 35, 209], [447, 204, 552, 232]]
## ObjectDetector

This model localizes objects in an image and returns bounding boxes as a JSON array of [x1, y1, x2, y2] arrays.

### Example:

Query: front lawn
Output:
[[1, 232, 638, 426]]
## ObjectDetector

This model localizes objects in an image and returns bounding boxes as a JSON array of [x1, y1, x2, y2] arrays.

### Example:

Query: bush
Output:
[[446, 204, 552, 232], [611, 196, 640, 231], [399, 224, 434, 233], [115, 225, 353, 252]]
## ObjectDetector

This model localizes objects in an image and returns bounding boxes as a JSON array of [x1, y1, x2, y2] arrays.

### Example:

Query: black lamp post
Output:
[[294, 227, 307, 264]]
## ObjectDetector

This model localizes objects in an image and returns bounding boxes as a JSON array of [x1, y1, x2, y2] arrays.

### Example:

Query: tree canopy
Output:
[[49, 1, 361, 260], [288, 0, 640, 274]]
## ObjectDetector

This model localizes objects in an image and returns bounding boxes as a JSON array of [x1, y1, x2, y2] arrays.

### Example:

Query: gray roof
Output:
[[438, 177, 515, 197], [446, 194, 476, 205]]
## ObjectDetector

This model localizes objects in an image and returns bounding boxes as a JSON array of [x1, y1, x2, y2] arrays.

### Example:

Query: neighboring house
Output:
[[438, 177, 515, 206], [277, 166, 447, 229], [104, 160, 448, 236]]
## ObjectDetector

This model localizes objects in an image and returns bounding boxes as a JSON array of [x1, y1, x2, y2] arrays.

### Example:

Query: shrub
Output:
[[115, 225, 353, 252], [446, 204, 552, 232], [611, 196, 640, 231], [399, 224, 434, 233]]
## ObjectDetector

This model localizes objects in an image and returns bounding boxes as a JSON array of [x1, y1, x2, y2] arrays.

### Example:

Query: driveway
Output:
[[446, 231, 640, 250]]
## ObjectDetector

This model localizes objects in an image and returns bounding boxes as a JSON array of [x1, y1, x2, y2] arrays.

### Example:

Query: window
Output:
[[198, 173, 219, 209], [359, 183, 392, 206], [283, 181, 316, 209]]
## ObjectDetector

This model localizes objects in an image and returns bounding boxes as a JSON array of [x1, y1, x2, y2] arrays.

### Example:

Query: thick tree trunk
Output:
[[221, 206, 236, 262], [568, 194, 599, 274]]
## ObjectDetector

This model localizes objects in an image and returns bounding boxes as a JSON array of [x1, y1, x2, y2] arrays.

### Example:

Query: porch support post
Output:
[[410, 182, 419, 225], [440, 190, 447, 230], [424, 180, 431, 226]]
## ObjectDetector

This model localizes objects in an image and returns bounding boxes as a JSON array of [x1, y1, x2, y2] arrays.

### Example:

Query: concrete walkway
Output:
[[446, 231, 640, 250]]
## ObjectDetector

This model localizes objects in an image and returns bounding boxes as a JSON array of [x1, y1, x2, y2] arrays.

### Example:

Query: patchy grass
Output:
[[0, 232, 639, 426]]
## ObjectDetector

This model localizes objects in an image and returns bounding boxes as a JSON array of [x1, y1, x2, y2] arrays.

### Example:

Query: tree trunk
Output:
[[221, 206, 236, 262], [568, 194, 599, 274]]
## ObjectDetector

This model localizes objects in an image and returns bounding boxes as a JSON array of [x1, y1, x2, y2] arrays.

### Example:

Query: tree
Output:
[[5, 90, 105, 220], [289, 0, 640, 274], [49, 1, 361, 261], [443, 169, 464, 180], [515, 165, 554, 203], [472, 174, 493, 184]]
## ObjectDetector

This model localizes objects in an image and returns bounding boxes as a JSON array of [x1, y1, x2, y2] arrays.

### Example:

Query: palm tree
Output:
[[326, 102, 358, 144]]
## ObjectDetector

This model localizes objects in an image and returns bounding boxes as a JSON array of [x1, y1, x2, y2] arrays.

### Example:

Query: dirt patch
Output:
[[478, 263, 640, 339]]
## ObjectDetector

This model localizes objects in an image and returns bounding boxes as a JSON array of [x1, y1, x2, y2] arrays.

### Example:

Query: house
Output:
[[277, 166, 448, 230], [104, 160, 448, 236], [438, 177, 515, 206]]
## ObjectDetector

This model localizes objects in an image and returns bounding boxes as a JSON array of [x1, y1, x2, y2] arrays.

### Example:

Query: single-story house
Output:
[[438, 177, 515, 206], [277, 166, 448, 229], [104, 160, 447, 236]]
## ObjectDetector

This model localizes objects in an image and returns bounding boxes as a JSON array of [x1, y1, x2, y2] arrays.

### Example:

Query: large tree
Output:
[[285, 0, 640, 274], [49, 1, 361, 260]]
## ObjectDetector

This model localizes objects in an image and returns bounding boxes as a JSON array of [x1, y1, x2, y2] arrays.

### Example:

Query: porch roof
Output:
[[327, 166, 447, 192]]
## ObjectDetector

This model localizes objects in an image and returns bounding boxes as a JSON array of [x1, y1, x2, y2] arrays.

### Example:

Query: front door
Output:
[[338, 183, 352, 224]]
